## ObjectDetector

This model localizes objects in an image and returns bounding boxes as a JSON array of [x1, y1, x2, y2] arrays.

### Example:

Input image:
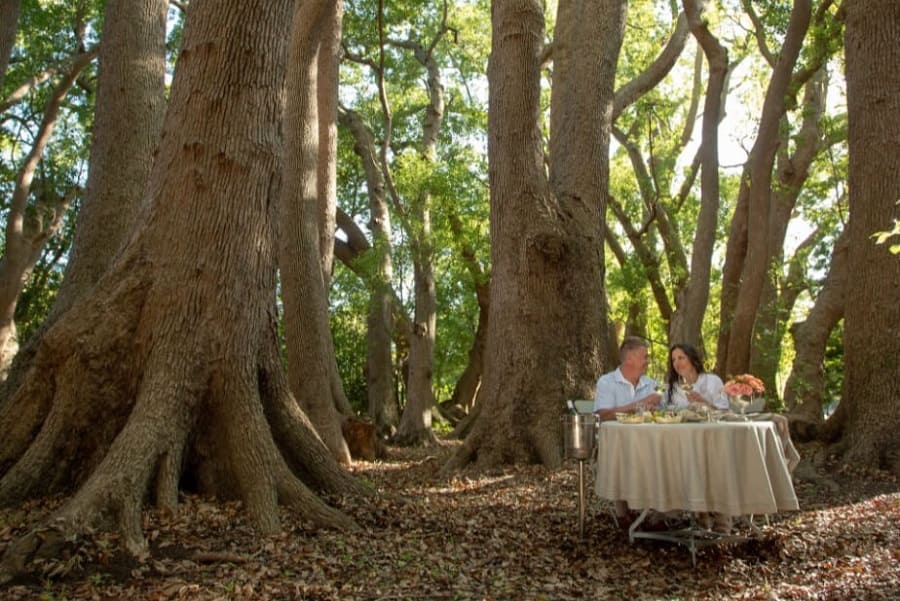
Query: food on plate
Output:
[[615, 413, 645, 424], [679, 409, 702, 422], [653, 413, 683, 424]]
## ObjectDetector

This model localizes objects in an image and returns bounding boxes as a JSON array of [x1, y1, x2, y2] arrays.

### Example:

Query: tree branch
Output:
[[613, 12, 689, 121]]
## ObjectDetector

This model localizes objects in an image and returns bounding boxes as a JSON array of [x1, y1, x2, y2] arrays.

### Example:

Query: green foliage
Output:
[[871, 202, 900, 256], [329, 265, 371, 412], [822, 319, 844, 414], [333, 0, 491, 407], [14, 198, 79, 344], [1, 0, 856, 426]]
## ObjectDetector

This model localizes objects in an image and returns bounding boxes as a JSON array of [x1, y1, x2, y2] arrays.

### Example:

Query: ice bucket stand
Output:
[[561, 410, 598, 538]]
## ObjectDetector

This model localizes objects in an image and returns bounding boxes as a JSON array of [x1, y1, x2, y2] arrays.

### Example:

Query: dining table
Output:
[[594, 418, 799, 564]]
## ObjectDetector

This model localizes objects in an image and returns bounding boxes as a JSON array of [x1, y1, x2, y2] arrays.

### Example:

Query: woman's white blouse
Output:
[[665, 372, 728, 409]]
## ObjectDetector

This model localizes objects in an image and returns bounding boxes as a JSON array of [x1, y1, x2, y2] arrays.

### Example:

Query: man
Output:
[[593, 336, 662, 421], [593, 336, 662, 527]]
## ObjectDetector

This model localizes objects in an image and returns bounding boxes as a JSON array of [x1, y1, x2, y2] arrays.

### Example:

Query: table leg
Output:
[[628, 510, 750, 567], [628, 509, 650, 542]]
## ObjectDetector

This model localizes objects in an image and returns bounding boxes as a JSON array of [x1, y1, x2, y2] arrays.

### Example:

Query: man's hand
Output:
[[636, 392, 662, 411]]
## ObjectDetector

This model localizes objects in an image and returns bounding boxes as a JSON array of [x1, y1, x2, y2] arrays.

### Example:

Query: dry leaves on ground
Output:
[[1, 440, 898, 600]]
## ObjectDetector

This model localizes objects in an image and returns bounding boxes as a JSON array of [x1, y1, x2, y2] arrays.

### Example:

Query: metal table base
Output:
[[627, 509, 749, 567]]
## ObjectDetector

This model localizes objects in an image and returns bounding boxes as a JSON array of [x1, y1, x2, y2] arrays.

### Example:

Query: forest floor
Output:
[[1, 438, 898, 600]]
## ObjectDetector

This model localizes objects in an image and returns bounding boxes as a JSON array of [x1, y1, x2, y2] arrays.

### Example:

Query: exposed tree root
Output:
[[0, 294, 365, 585]]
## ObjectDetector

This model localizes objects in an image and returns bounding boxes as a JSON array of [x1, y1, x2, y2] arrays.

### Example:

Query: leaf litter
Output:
[[0, 440, 897, 600]]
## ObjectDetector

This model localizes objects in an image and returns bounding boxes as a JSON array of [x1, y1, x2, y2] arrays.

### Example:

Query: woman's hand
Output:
[[686, 390, 708, 405]]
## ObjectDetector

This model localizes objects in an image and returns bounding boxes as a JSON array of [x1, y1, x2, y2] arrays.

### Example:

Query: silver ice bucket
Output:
[[561, 412, 598, 460]]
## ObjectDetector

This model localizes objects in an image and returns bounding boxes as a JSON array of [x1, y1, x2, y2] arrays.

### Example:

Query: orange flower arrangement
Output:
[[723, 374, 765, 397]]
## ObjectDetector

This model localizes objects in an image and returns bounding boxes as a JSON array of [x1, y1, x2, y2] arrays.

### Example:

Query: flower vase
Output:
[[729, 395, 751, 416]]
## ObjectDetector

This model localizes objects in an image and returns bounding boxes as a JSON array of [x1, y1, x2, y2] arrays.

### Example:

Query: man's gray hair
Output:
[[618, 336, 649, 363]]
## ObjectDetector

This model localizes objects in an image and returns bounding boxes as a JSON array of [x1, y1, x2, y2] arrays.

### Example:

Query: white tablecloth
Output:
[[595, 421, 799, 517]]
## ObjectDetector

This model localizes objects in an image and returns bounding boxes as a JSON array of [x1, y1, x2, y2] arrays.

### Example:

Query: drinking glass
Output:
[[735, 397, 749, 419]]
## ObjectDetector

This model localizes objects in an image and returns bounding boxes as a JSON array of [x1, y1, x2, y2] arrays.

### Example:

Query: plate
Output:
[[654, 414, 683, 424], [615, 413, 645, 424]]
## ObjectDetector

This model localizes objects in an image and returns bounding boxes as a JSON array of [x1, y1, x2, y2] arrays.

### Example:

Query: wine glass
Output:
[[735, 397, 750, 419], [679, 376, 694, 410]]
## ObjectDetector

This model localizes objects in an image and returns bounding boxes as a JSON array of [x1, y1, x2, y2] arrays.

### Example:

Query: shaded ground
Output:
[[1, 439, 898, 600]]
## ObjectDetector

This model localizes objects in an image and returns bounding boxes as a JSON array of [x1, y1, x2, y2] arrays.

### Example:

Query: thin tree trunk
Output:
[[335, 110, 399, 436], [280, 0, 351, 464], [783, 229, 847, 436], [725, 0, 811, 376], [393, 19, 451, 446], [395, 241, 438, 446], [670, 0, 728, 348], [715, 171, 749, 375], [0, 48, 97, 382], [749, 68, 828, 393], [443, 212, 490, 424]]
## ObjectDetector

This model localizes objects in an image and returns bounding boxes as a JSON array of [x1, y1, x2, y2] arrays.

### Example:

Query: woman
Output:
[[665, 343, 733, 534], [664, 344, 729, 410]]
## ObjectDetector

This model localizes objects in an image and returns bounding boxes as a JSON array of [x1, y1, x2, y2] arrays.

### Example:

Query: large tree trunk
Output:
[[783, 229, 847, 435], [2, 0, 167, 399], [0, 0, 21, 88], [725, 0, 812, 376], [280, 0, 351, 464], [317, 5, 354, 419], [55, 0, 167, 317], [831, 0, 900, 473], [0, 0, 363, 581], [445, 0, 621, 472]]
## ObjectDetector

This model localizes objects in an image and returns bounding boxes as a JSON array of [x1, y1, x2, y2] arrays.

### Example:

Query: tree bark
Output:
[[445, 0, 622, 472], [669, 0, 728, 348], [280, 0, 351, 464], [392, 21, 451, 447], [57, 0, 167, 317], [0, 0, 362, 580], [834, 0, 900, 473], [715, 170, 749, 375], [749, 68, 829, 393], [725, 0, 812, 376], [335, 110, 399, 436], [316, 0, 341, 287], [0, 0, 21, 89], [783, 229, 847, 433]]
